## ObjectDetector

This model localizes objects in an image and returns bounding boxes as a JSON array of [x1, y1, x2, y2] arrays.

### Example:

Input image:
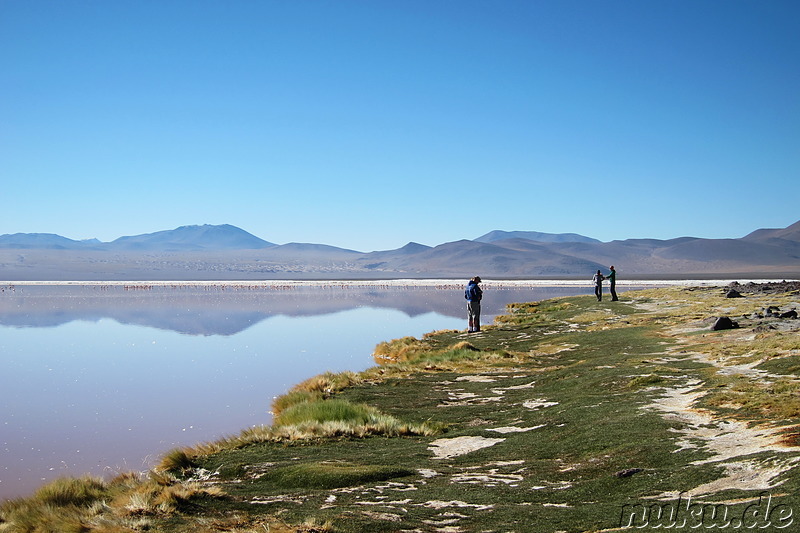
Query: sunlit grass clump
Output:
[[274, 397, 386, 426], [0, 476, 107, 533], [703, 376, 800, 420], [689, 329, 800, 365], [496, 300, 577, 326], [372, 335, 434, 363], [628, 374, 667, 388], [269, 396, 443, 438], [157, 448, 197, 473], [271, 370, 362, 416], [31, 475, 107, 507], [271, 389, 324, 416], [292, 370, 363, 394]]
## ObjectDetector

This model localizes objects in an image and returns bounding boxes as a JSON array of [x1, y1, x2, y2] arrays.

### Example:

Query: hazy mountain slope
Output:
[[483, 233, 799, 276], [258, 243, 363, 260], [364, 239, 606, 277], [742, 220, 800, 242], [356, 242, 433, 270], [0, 233, 100, 250], [655, 238, 798, 264], [475, 230, 601, 244]]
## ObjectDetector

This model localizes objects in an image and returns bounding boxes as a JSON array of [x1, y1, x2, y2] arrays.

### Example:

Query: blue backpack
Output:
[[465, 284, 478, 300]]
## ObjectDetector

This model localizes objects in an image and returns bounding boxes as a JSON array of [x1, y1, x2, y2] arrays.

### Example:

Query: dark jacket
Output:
[[465, 281, 483, 301]]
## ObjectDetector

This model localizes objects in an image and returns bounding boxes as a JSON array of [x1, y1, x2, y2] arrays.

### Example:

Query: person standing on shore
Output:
[[592, 270, 605, 301], [607, 265, 618, 301], [465, 276, 483, 333]]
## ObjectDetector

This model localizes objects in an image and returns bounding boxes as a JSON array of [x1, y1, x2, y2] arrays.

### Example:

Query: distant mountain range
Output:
[[1, 221, 798, 280], [0, 224, 275, 251]]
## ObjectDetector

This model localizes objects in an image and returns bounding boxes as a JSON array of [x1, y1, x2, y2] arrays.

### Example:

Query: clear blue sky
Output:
[[1, 1, 798, 252]]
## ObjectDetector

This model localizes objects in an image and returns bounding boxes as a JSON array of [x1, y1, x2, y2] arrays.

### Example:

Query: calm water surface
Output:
[[0, 281, 636, 500]]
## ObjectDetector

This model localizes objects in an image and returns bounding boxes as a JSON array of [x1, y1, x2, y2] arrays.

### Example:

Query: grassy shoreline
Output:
[[2, 284, 799, 532]]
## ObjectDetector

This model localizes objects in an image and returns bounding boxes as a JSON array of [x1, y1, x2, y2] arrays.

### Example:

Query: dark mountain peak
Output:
[[475, 230, 601, 244], [398, 242, 431, 253], [109, 224, 275, 251]]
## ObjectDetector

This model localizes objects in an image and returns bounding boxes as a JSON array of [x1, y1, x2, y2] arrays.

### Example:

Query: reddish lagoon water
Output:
[[0, 281, 643, 501]]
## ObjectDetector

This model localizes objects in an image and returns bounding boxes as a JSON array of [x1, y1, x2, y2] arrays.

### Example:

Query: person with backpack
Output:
[[592, 270, 605, 301], [465, 276, 483, 333]]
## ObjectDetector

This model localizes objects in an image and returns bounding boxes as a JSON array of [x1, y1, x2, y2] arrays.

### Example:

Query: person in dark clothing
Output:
[[465, 276, 483, 332], [607, 265, 618, 301], [592, 270, 605, 301]]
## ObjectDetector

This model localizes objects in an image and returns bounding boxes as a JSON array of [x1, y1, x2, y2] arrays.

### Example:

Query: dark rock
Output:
[[780, 310, 798, 319], [712, 316, 739, 331], [724, 281, 800, 295], [726, 289, 743, 298], [614, 468, 643, 478]]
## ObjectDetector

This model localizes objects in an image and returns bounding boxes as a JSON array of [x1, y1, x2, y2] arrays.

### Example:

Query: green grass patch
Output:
[[271, 389, 325, 416], [264, 462, 416, 490]]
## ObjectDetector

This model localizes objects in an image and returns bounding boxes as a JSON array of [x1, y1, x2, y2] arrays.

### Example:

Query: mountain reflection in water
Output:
[[0, 282, 598, 335], [0, 281, 633, 501]]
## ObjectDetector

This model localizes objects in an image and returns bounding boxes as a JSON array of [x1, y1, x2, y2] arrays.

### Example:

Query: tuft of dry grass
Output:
[[704, 378, 800, 419], [449, 340, 480, 351], [0, 471, 224, 532], [422, 329, 460, 339], [291, 370, 363, 395], [688, 330, 800, 366], [372, 335, 433, 363], [372, 336, 514, 371], [31, 475, 107, 507], [156, 448, 197, 474]]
